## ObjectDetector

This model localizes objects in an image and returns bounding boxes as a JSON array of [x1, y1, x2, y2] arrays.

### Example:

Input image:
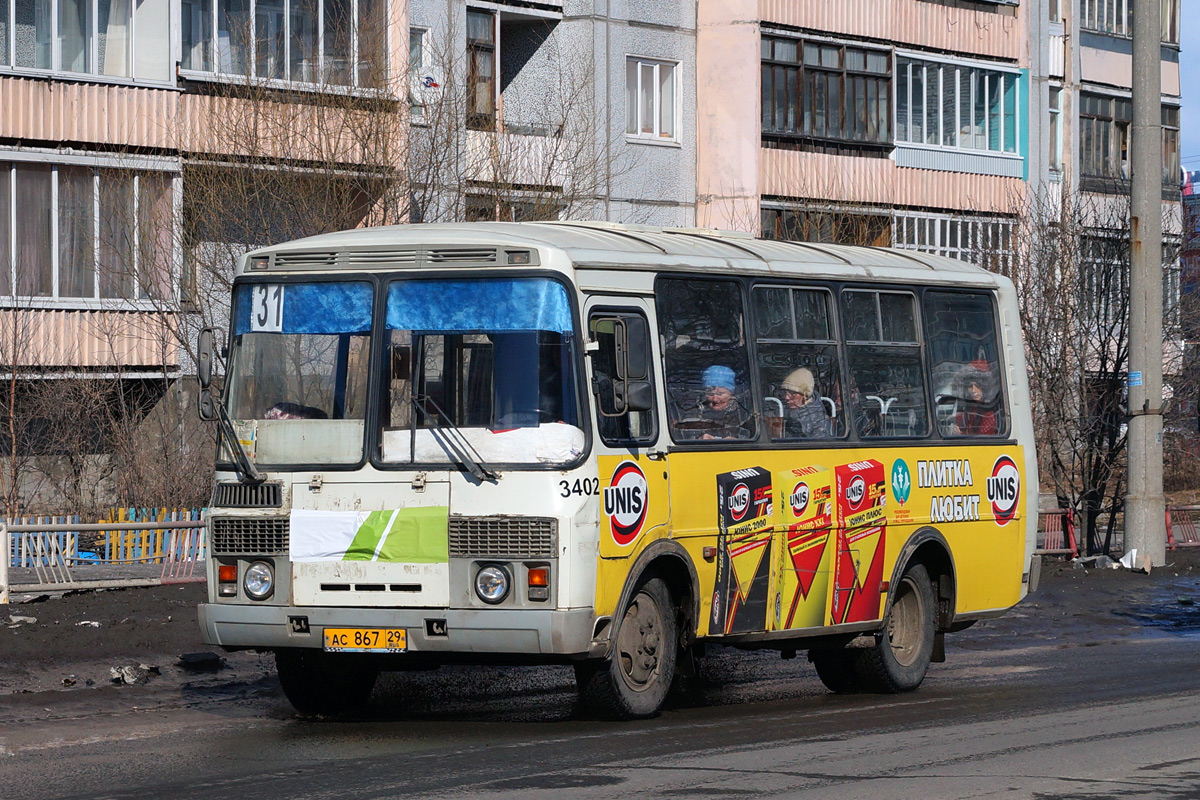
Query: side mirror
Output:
[[198, 327, 215, 389], [198, 387, 218, 421], [623, 317, 649, 380]]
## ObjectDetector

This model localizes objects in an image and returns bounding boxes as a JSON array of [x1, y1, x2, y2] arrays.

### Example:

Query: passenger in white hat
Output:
[[780, 367, 832, 439]]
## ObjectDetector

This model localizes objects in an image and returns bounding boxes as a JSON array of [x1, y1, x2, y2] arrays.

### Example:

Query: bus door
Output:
[[585, 298, 670, 560]]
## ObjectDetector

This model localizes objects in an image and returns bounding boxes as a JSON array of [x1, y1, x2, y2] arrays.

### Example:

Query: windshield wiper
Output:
[[214, 401, 264, 485], [410, 396, 498, 482]]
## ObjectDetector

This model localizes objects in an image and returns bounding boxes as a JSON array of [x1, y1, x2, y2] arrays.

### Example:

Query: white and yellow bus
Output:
[[196, 222, 1038, 718]]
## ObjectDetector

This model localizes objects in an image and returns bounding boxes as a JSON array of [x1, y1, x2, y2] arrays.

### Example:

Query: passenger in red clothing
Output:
[[952, 361, 998, 436]]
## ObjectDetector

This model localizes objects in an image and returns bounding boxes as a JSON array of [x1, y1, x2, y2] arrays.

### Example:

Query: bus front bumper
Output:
[[198, 602, 596, 657]]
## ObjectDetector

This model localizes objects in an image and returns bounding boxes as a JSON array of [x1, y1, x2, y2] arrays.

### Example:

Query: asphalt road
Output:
[[4, 568, 1200, 800]]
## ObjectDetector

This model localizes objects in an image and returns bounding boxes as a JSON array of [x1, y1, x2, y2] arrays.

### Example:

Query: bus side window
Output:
[[923, 291, 1007, 438], [589, 311, 658, 445], [841, 289, 930, 439], [751, 285, 844, 442], [655, 277, 757, 443]]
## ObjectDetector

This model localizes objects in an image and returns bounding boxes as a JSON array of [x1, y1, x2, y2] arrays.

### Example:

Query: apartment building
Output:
[[0, 0, 407, 374], [1042, 0, 1183, 321], [406, 0, 696, 226], [697, 0, 1032, 273], [694, 0, 1181, 284]]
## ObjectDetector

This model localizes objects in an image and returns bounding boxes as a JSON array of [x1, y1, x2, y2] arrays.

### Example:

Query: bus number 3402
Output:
[[560, 478, 600, 498]]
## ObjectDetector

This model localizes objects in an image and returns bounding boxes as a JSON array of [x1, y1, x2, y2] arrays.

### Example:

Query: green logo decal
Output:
[[891, 459, 912, 506]]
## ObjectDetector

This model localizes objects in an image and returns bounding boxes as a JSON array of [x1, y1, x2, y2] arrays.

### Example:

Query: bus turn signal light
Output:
[[219, 565, 238, 582], [527, 567, 549, 601]]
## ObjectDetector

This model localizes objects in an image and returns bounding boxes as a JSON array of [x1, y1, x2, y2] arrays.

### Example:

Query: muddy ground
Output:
[[3, 548, 1200, 706]]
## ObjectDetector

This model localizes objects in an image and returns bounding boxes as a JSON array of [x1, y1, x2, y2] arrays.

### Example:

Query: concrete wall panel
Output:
[[0, 77, 179, 149], [2, 309, 178, 369], [760, 0, 1021, 62], [761, 148, 1024, 214]]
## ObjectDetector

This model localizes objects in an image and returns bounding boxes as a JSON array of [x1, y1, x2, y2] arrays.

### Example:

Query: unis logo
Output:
[[603, 461, 649, 546], [790, 482, 810, 517], [986, 455, 1021, 526], [846, 475, 866, 510], [729, 483, 751, 522], [891, 459, 911, 506]]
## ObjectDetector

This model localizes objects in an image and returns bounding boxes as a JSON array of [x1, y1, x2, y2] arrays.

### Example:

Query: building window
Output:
[[0, 0, 169, 81], [1083, 0, 1179, 43], [1081, 235, 1129, 325], [408, 27, 427, 122], [1079, 93, 1131, 182], [760, 35, 890, 149], [466, 9, 495, 130], [180, 0, 386, 87], [1048, 0, 1061, 22], [1081, 0, 1132, 36], [1049, 86, 1062, 172], [1163, 105, 1180, 186], [896, 57, 1019, 155], [0, 161, 176, 302], [761, 206, 891, 247], [625, 56, 677, 142], [893, 212, 1016, 277], [1162, 0, 1179, 45]]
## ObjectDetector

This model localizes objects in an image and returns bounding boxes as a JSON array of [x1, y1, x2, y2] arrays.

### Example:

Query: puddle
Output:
[[1113, 581, 1200, 635]]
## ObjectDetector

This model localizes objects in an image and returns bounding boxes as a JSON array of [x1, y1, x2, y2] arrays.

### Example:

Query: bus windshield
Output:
[[225, 281, 373, 465], [379, 277, 584, 467]]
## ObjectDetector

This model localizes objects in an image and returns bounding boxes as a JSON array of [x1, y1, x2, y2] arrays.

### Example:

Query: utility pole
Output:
[[1126, 0, 1166, 566]]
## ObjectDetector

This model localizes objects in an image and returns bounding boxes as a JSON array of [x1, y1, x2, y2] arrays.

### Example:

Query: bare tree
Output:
[[1012, 185, 1148, 554]]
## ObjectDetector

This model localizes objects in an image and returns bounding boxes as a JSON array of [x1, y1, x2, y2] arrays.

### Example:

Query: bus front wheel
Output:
[[576, 576, 677, 719], [857, 562, 936, 693], [275, 648, 378, 716]]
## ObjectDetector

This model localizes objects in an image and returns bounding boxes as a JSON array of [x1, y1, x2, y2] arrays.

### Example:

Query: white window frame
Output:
[[0, 149, 181, 310], [0, 0, 174, 86], [1049, 84, 1062, 173], [894, 52, 1021, 158], [625, 55, 680, 145], [893, 211, 1017, 276], [408, 26, 427, 123], [177, 0, 390, 94]]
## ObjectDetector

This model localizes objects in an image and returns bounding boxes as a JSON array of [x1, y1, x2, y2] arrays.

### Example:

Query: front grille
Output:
[[211, 517, 290, 555], [212, 481, 283, 508], [448, 516, 558, 558]]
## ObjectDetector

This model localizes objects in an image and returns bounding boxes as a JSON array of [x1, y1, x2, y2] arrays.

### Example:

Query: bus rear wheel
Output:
[[275, 648, 378, 716], [576, 576, 677, 720], [809, 649, 863, 693], [856, 562, 936, 693]]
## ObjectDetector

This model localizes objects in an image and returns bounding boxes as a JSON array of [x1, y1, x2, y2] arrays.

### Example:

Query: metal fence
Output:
[[1, 511, 207, 603]]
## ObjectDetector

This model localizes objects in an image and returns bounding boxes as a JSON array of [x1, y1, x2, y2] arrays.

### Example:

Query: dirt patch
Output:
[[0, 582, 273, 697]]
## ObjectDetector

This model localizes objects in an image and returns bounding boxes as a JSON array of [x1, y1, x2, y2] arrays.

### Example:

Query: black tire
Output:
[[576, 576, 677, 720], [856, 562, 936, 693], [809, 649, 863, 694], [275, 648, 378, 717]]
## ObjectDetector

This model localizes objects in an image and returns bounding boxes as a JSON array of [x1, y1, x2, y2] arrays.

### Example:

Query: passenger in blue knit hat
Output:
[[693, 364, 753, 440]]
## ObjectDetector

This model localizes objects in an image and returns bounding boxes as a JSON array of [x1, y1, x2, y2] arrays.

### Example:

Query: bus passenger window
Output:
[[656, 277, 757, 442], [841, 289, 929, 439], [752, 286, 844, 441], [923, 291, 1007, 437]]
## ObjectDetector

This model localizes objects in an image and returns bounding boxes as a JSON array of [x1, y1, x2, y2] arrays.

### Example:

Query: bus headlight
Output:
[[243, 561, 274, 600], [474, 565, 510, 604]]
